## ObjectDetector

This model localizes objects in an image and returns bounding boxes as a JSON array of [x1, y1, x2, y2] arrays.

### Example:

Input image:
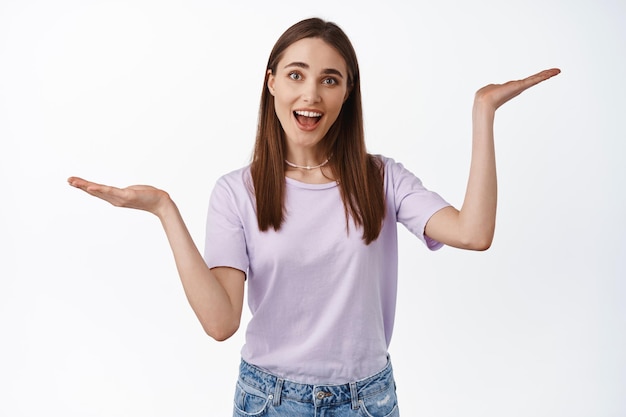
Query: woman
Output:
[[68, 17, 559, 417]]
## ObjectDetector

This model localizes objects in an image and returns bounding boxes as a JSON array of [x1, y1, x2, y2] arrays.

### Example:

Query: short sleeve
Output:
[[385, 157, 451, 250], [203, 175, 250, 274]]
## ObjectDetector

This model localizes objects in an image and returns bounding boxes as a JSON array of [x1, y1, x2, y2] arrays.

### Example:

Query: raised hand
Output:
[[425, 67, 560, 250], [67, 176, 171, 217], [475, 68, 561, 111], [67, 175, 245, 340]]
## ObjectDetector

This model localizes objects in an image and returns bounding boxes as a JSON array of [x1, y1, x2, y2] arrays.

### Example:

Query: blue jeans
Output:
[[232, 358, 400, 417]]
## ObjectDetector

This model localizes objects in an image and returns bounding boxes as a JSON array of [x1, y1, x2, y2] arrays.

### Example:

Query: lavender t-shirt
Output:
[[204, 155, 449, 384]]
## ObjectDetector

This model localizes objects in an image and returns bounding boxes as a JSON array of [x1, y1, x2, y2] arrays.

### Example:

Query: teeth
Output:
[[295, 110, 322, 118]]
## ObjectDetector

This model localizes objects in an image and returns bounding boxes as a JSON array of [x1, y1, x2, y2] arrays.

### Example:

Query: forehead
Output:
[[277, 37, 347, 73]]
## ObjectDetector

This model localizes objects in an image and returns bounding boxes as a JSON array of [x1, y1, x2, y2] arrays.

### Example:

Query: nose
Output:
[[302, 80, 321, 103]]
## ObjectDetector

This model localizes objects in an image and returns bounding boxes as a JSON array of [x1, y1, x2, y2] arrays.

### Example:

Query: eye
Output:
[[288, 71, 302, 81], [322, 77, 338, 86]]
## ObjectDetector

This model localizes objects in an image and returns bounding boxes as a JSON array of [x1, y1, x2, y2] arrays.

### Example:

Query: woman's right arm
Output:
[[67, 177, 245, 341]]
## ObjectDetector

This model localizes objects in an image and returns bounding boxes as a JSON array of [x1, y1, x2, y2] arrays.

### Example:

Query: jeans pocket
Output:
[[233, 380, 271, 416], [358, 383, 399, 417]]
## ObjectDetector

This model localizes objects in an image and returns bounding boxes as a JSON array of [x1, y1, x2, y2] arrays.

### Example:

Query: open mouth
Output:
[[293, 110, 323, 129]]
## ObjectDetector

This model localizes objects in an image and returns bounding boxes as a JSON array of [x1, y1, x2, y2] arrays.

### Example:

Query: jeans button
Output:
[[316, 391, 331, 399]]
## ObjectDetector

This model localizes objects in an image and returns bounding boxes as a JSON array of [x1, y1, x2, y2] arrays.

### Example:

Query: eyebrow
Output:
[[283, 62, 344, 78]]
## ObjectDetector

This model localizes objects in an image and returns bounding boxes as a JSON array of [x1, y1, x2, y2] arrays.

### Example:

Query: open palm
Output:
[[68, 176, 169, 215], [476, 68, 560, 110]]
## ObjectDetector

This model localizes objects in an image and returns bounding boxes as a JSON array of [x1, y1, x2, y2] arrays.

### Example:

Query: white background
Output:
[[1, 0, 624, 416]]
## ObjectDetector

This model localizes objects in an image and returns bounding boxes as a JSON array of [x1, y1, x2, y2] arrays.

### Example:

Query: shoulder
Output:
[[369, 154, 403, 168], [214, 165, 253, 191], [216, 165, 251, 185], [210, 165, 254, 202], [369, 154, 414, 180]]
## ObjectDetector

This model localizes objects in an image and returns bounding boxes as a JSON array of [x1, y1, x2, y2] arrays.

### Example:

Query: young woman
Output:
[[68, 17, 559, 417]]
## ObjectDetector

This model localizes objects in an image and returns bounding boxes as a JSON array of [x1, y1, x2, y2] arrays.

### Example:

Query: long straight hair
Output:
[[251, 18, 385, 244]]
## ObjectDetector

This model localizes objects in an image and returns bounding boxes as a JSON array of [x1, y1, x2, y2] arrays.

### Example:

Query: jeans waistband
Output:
[[237, 357, 395, 408]]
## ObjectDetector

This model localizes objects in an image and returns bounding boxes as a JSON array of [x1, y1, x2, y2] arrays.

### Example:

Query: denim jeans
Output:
[[232, 358, 400, 417]]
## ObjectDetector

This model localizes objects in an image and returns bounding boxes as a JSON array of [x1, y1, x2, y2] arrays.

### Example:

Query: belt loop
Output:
[[273, 378, 284, 406], [350, 382, 359, 410]]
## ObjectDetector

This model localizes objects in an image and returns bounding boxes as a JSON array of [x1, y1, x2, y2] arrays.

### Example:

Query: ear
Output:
[[344, 89, 350, 102], [267, 69, 275, 96]]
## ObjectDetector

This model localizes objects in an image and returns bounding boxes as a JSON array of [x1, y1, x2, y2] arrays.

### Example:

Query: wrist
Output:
[[472, 99, 496, 122], [154, 191, 176, 221]]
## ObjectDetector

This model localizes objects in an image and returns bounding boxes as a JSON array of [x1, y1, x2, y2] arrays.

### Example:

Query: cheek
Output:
[[273, 86, 296, 111], [327, 94, 347, 116], [273, 97, 293, 127], [276, 101, 293, 121]]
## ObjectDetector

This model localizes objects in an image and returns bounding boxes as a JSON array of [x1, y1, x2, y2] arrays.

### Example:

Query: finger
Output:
[[68, 177, 103, 193], [497, 68, 560, 103], [67, 176, 88, 187], [67, 176, 109, 190], [68, 176, 126, 203], [521, 68, 561, 88]]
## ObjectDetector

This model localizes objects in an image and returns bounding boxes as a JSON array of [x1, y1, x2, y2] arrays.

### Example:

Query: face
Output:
[[267, 37, 349, 155]]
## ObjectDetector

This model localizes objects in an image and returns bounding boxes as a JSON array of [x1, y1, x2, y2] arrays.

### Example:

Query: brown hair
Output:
[[251, 17, 385, 244]]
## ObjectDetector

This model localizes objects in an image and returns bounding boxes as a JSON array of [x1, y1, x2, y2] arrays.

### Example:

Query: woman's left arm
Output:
[[424, 68, 560, 250]]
